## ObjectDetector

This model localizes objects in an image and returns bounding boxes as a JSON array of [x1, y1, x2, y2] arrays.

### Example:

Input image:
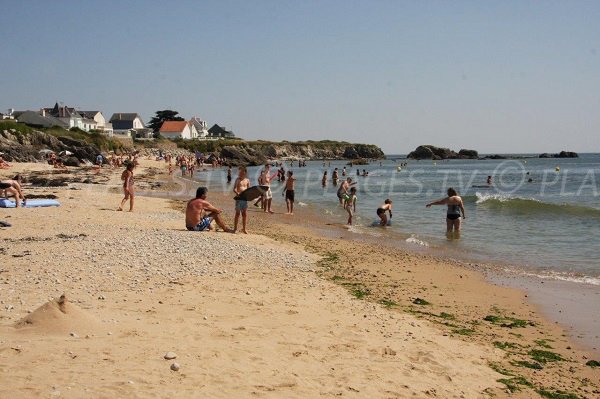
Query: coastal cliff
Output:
[[1, 121, 384, 167], [175, 140, 385, 166]]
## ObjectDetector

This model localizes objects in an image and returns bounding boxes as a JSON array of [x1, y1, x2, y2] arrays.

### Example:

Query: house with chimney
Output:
[[189, 117, 210, 139], [80, 111, 112, 136], [109, 113, 145, 138], [159, 121, 198, 140], [41, 102, 85, 130], [208, 124, 235, 139]]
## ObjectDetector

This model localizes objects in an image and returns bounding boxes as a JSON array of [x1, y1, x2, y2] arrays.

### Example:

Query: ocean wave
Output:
[[504, 268, 600, 286], [406, 236, 429, 247], [465, 193, 600, 218]]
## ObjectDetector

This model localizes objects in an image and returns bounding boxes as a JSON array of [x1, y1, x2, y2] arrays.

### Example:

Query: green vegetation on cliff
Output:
[[0, 121, 124, 152]]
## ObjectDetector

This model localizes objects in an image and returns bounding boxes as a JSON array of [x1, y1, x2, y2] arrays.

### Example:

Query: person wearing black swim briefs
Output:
[[376, 199, 393, 226], [283, 170, 296, 215], [426, 187, 466, 234]]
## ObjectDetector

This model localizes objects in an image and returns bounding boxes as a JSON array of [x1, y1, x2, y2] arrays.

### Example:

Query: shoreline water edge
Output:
[[183, 160, 600, 355], [1, 159, 599, 398]]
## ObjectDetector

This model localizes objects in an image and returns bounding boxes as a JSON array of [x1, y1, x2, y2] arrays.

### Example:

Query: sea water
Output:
[[196, 154, 600, 286]]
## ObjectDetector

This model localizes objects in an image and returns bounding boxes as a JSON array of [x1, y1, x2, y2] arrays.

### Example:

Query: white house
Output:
[[159, 120, 198, 140], [41, 103, 85, 130], [81, 111, 110, 135], [190, 116, 209, 139]]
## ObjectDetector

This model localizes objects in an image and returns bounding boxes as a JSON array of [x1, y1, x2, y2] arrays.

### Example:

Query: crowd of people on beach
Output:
[[0, 149, 467, 236], [180, 159, 466, 236]]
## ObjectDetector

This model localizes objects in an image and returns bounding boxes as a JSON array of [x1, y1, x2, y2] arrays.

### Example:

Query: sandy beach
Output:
[[1, 160, 598, 398]]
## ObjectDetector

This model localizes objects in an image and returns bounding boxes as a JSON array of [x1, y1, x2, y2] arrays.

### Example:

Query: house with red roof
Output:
[[159, 120, 198, 140]]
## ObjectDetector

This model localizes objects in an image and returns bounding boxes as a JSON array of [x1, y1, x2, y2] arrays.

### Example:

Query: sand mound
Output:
[[14, 294, 102, 335]]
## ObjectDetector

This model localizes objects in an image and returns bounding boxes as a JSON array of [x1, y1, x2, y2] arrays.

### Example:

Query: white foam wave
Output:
[[474, 192, 539, 204], [501, 267, 600, 286], [406, 236, 429, 247]]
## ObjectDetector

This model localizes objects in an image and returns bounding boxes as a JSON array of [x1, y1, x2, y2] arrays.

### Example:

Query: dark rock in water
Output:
[[407, 145, 458, 160], [483, 154, 508, 160], [407, 145, 435, 160], [539, 151, 578, 158], [458, 149, 478, 159], [558, 151, 578, 158], [408, 145, 481, 160]]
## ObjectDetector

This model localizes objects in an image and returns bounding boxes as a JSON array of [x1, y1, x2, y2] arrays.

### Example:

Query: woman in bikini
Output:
[[426, 188, 465, 233], [118, 163, 135, 212]]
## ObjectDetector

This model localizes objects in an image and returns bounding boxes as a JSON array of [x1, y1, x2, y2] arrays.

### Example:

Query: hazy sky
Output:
[[1, 1, 599, 154]]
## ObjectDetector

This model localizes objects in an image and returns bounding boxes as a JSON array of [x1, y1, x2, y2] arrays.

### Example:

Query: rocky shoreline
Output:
[[1, 124, 385, 167], [406, 144, 579, 160]]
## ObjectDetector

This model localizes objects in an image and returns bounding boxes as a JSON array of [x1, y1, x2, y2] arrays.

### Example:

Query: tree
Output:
[[147, 110, 185, 137]]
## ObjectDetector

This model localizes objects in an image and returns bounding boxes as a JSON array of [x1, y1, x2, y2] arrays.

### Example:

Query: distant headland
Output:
[[406, 145, 578, 160]]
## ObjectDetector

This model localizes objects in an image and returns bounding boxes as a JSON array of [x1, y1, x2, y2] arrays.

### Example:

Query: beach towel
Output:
[[0, 199, 61, 208]]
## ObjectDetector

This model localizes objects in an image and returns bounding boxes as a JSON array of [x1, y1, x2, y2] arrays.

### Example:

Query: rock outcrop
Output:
[[0, 128, 102, 163], [407, 145, 479, 160], [539, 151, 578, 158], [217, 142, 384, 166]]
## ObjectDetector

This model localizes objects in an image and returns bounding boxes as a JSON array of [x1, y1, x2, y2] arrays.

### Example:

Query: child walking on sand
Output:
[[345, 187, 357, 225]]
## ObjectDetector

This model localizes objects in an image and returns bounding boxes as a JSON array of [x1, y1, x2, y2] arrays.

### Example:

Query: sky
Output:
[[1, 0, 599, 154]]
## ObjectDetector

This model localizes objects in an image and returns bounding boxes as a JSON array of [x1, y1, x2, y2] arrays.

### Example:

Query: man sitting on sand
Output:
[[186, 187, 231, 232], [0, 174, 26, 207]]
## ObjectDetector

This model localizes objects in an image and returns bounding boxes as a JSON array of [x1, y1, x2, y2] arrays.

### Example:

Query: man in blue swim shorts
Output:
[[185, 187, 232, 232]]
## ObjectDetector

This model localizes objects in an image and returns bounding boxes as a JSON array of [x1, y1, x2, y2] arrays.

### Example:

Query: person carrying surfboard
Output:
[[233, 166, 250, 234]]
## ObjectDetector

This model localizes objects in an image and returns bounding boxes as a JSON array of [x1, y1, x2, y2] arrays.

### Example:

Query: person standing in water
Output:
[[376, 199, 393, 226], [345, 187, 357, 225], [426, 188, 465, 234], [283, 170, 296, 215], [322, 171, 328, 187], [118, 163, 135, 212], [337, 177, 356, 206]]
